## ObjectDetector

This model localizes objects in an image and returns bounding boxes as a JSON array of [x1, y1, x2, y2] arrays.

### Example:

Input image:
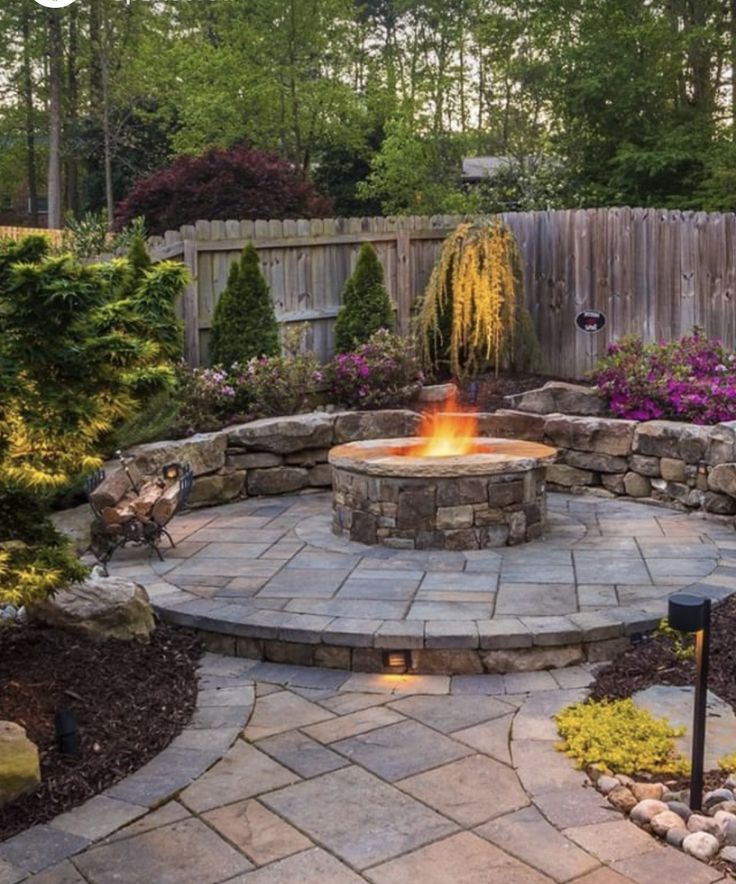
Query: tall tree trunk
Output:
[[21, 2, 38, 226], [731, 0, 736, 123], [47, 10, 63, 229], [92, 0, 114, 224], [65, 5, 79, 215]]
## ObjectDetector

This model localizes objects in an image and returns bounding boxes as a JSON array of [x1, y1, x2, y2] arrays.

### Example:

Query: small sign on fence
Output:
[[575, 310, 607, 333]]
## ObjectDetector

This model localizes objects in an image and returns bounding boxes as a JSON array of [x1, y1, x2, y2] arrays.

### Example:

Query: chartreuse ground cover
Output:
[[554, 698, 690, 776]]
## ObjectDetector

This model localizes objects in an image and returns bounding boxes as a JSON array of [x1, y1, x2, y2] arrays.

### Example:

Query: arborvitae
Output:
[[127, 233, 152, 278], [334, 243, 395, 352], [209, 243, 280, 367]]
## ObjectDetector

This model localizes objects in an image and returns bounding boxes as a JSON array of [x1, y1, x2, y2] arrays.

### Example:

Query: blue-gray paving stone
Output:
[[0, 825, 89, 875], [251, 503, 291, 516], [614, 607, 662, 635], [647, 558, 717, 578], [500, 566, 576, 584], [335, 579, 419, 600], [478, 618, 533, 649], [375, 620, 425, 649], [104, 748, 217, 807], [408, 601, 493, 620], [212, 607, 284, 638], [285, 550, 361, 570], [321, 618, 383, 647], [451, 673, 506, 695], [351, 567, 425, 581], [283, 598, 408, 619], [277, 613, 335, 643], [685, 582, 736, 600], [574, 556, 652, 585], [196, 684, 255, 707], [424, 620, 479, 648], [247, 662, 349, 691], [188, 705, 252, 729], [331, 720, 471, 781], [568, 611, 624, 640], [419, 573, 498, 592], [519, 616, 579, 646], [255, 730, 350, 777], [167, 728, 241, 754], [258, 569, 348, 597], [0, 859, 25, 884], [494, 583, 577, 616]]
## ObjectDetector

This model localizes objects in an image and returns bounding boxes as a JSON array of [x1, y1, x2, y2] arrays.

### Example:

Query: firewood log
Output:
[[152, 483, 179, 525], [131, 480, 165, 518], [90, 470, 135, 509]]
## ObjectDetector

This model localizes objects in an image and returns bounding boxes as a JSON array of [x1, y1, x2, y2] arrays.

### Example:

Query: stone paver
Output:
[[11, 655, 732, 884], [104, 492, 732, 656]]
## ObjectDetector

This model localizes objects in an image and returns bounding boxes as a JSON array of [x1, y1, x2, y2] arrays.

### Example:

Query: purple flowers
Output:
[[595, 331, 736, 425]]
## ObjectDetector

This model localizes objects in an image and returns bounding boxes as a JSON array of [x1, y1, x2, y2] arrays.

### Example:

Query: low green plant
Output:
[[62, 211, 147, 260], [554, 698, 690, 776], [335, 243, 395, 352], [656, 617, 695, 660]]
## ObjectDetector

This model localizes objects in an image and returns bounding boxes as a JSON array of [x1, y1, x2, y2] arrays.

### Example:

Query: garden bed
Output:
[[0, 622, 202, 841]]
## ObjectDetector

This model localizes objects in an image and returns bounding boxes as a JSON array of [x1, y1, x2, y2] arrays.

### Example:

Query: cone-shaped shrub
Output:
[[209, 244, 280, 366], [334, 244, 395, 352]]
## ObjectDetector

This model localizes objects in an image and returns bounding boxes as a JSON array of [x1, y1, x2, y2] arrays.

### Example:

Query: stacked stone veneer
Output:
[[332, 466, 547, 549], [125, 397, 736, 516]]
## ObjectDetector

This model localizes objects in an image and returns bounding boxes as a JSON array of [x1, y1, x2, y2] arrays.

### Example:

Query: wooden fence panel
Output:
[[149, 208, 736, 377]]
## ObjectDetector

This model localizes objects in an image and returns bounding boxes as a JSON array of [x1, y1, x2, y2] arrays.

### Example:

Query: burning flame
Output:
[[413, 391, 478, 457]]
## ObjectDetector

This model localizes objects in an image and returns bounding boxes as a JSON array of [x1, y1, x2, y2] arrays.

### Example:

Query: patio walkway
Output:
[[15, 656, 728, 884], [103, 492, 736, 657]]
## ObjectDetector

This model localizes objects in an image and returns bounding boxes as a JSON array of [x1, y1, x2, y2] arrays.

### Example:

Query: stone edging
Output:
[[0, 655, 255, 880]]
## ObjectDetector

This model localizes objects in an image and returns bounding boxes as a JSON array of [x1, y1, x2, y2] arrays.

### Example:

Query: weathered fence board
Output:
[[149, 208, 736, 377]]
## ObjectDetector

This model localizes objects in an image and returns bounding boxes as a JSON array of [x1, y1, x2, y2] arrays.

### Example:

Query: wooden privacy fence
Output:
[[0, 225, 63, 246], [148, 207, 736, 378]]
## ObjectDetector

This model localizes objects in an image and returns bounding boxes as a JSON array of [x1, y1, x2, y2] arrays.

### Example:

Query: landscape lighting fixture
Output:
[[162, 462, 182, 482], [382, 650, 410, 672], [667, 593, 711, 811], [55, 708, 80, 757]]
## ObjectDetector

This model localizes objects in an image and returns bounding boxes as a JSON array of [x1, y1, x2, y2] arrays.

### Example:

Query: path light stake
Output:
[[55, 708, 80, 757], [667, 593, 711, 811]]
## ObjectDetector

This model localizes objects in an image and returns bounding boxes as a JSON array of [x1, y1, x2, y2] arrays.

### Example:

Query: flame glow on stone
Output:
[[413, 392, 478, 457]]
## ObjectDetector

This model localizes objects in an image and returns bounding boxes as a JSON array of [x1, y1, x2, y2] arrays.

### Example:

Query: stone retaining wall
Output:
[[122, 405, 736, 517]]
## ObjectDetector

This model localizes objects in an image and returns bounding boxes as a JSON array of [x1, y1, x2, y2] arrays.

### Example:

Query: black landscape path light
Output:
[[667, 593, 711, 811]]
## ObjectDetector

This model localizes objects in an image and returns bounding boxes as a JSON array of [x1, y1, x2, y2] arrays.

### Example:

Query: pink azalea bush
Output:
[[594, 332, 736, 424], [327, 330, 424, 409]]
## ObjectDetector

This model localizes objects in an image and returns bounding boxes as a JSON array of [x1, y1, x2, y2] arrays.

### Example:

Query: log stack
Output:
[[91, 473, 180, 532]]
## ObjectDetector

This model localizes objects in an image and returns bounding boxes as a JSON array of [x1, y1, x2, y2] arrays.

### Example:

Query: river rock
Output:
[[704, 789, 734, 811], [0, 722, 40, 807], [720, 845, 736, 864], [631, 781, 666, 802], [630, 798, 669, 825], [596, 775, 621, 795], [32, 574, 155, 642], [687, 813, 722, 837], [608, 785, 637, 813], [717, 815, 736, 846], [650, 810, 687, 837], [682, 831, 720, 861], [666, 827, 687, 848], [667, 801, 692, 822]]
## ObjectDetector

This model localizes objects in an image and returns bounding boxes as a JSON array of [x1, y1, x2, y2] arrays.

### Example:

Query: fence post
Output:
[[396, 229, 412, 334], [182, 239, 200, 366]]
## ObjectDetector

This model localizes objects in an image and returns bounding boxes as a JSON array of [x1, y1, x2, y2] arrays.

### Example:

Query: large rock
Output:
[[633, 421, 712, 463], [507, 381, 606, 416], [544, 415, 636, 456], [417, 383, 458, 403], [333, 410, 421, 444], [708, 422, 736, 464], [32, 574, 155, 642], [562, 450, 629, 473], [228, 413, 335, 453], [188, 470, 245, 506], [50, 503, 94, 555], [546, 463, 595, 487], [129, 431, 227, 478], [708, 463, 736, 497], [623, 471, 651, 498], [475, 410, 546, 442], [247, 467, 309, 496], [0, 721, 40, 807]]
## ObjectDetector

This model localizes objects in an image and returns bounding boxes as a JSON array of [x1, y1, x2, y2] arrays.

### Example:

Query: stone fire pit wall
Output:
[[120, 399, 736, 518]]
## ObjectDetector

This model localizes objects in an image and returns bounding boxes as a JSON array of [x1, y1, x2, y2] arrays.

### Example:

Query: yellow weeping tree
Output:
[[418, 219, 541, 378]]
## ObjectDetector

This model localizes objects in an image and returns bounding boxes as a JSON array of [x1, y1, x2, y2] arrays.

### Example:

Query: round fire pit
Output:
[[329, 437, 558, 550]]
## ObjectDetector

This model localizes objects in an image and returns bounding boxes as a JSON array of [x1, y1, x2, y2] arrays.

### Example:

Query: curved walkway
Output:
[[7, 657, 728, 883], [103, 492, 736, 657]]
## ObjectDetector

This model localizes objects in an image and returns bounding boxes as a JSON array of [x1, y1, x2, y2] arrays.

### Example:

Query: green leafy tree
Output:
[[334, 243, 394, 352], [209, 243, 279, 367]]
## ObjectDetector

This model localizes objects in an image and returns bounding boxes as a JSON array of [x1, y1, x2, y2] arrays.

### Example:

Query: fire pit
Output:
[[329, 400, 557, 550]]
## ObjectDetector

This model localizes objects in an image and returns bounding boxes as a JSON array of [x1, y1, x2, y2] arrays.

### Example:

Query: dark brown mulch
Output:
[[591, 594, 736, 714], [0, 622, 202, 842], [458, 372, 572, 413]]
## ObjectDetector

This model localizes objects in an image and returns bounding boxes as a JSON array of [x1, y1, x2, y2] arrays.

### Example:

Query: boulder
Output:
[[563, 450, 629, 473], [687, 813, 722, 837], [544, 415, 636, 456], [546, 464, 595, 487], [660, 457, 687, 483], [601, 473, 626, 495], [595, 775, 620, 795], [708, 463, 736, 497], [633, 421, 712, 463], [226, 452, 282, 469], [650, 810, 687, 837], [507, 381, 606, 416], [703, 491, 736, 515], [707, 422, 736, 464], [32, 574, 155, 642], [333, 410, 421, 444], [607, 785, 637, 813], [188, 470, 245, 506], [129, 431, 227, 478], [475, 410, 547, 442], [417, 383, 458, 403], [50, 503, 94, 555], [623, 472, 652, 498], [228, 412, 335, 454], [246, 467, 309, 496], [0, 721, 40, 807], [629, 454, 661, 477], [631, 782, 666, 802]]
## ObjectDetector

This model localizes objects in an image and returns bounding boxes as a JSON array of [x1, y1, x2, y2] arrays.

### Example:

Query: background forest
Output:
[[1, 0, 736, 231]]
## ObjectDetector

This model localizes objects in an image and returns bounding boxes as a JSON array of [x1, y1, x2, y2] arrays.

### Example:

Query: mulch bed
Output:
[[0, 622, 202, 842]]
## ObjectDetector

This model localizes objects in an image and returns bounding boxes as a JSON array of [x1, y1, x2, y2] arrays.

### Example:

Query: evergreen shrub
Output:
[[334, 243, 395, 352]]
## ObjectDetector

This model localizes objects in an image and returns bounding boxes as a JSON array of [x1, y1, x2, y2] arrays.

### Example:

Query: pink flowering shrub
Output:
[[328, 330, 423, 409], [594, 332, 736, 424], [236, 351, 323, 417]]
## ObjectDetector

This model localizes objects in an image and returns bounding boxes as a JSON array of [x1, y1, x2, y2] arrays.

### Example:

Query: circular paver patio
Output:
[[102, 491, 736, 664]]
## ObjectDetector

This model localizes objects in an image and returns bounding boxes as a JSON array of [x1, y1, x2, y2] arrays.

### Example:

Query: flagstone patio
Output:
[[101, 492, 736, 669], [8, 656, 729, 884]]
